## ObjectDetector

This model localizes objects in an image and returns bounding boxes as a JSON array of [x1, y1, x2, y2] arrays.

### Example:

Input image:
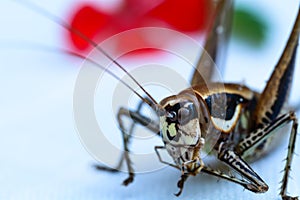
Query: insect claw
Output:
[[122, 175, 134, 186], [174, 184, 184, 197], [174, 174, 188, 197], [174, 189, 183, 197]]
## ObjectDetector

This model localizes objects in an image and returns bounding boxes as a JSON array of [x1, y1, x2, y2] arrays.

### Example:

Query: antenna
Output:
[[14, 0, 162, 111]]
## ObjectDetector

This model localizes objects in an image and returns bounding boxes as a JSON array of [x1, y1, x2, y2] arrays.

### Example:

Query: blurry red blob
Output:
[[65, 0, 213, 55], [146, 0, 211, 32]]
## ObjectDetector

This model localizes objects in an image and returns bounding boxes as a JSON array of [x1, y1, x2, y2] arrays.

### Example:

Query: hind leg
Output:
[[235, 112, 298, 199]]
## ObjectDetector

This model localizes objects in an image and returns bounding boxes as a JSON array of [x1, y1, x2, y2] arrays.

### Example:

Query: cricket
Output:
[[10, 0, 300, 199]]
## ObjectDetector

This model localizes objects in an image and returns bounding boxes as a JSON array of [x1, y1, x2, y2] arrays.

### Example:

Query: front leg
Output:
[[117, 106, 159, 185], [174, 173, 189, 197], [175, 156, 205, 196], [154, 146, 205, 196], [95, 102, 159, 186]]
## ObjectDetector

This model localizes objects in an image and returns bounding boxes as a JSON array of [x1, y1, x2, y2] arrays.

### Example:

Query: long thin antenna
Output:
[[1, 39, 155, 109], [66, 49, 155, 107], [14, 0, 159, 109]]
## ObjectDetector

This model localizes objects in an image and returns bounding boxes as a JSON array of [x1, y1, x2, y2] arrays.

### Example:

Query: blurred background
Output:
[[0, 0, 299, 199]]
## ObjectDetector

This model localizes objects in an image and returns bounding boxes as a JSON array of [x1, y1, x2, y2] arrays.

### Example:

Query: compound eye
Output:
[[168, 111, 177, 121], [178, 107, 190, 124]]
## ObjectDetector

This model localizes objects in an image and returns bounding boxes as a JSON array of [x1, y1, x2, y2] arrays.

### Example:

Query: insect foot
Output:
[[174, 174, 189, 197], [245, 183, 269, 193], [122, 173, 134, 186], [281, 195, 299, 200]]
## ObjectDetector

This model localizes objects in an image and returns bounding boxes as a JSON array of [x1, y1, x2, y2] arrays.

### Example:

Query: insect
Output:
[[12, 0, 299, 199]]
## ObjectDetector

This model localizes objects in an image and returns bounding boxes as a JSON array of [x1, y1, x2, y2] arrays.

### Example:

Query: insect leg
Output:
[[175, 163, 265, 196], [96, 100, 156, 173], [175, 158, 206, 196], [217, 145, 269, 193], [235, 112, 298, 199], [154, 146, 179, 169], [235, 112, 296, 156], [154, 146, 191, 196], [281, 114, 298, 200], [118, 103, 160, 186], [174, 173, 189, 197], [154, 146, 265, 196], [253, 9, 299, 127], [201, 166, 256, 190], [95, 103, 160, 186]]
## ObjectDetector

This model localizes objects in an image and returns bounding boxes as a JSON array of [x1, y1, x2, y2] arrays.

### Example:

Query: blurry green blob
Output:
[[232, 7, 268, 47]]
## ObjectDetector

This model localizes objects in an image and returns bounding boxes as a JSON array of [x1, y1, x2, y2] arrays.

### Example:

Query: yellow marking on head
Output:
[[161, 120, 168, 139], [161, 119, 177, 141], [168, 123, 177, 137]]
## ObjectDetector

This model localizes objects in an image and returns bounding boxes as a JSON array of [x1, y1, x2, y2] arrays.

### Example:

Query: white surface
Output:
[[0, 0, 299, 200]]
